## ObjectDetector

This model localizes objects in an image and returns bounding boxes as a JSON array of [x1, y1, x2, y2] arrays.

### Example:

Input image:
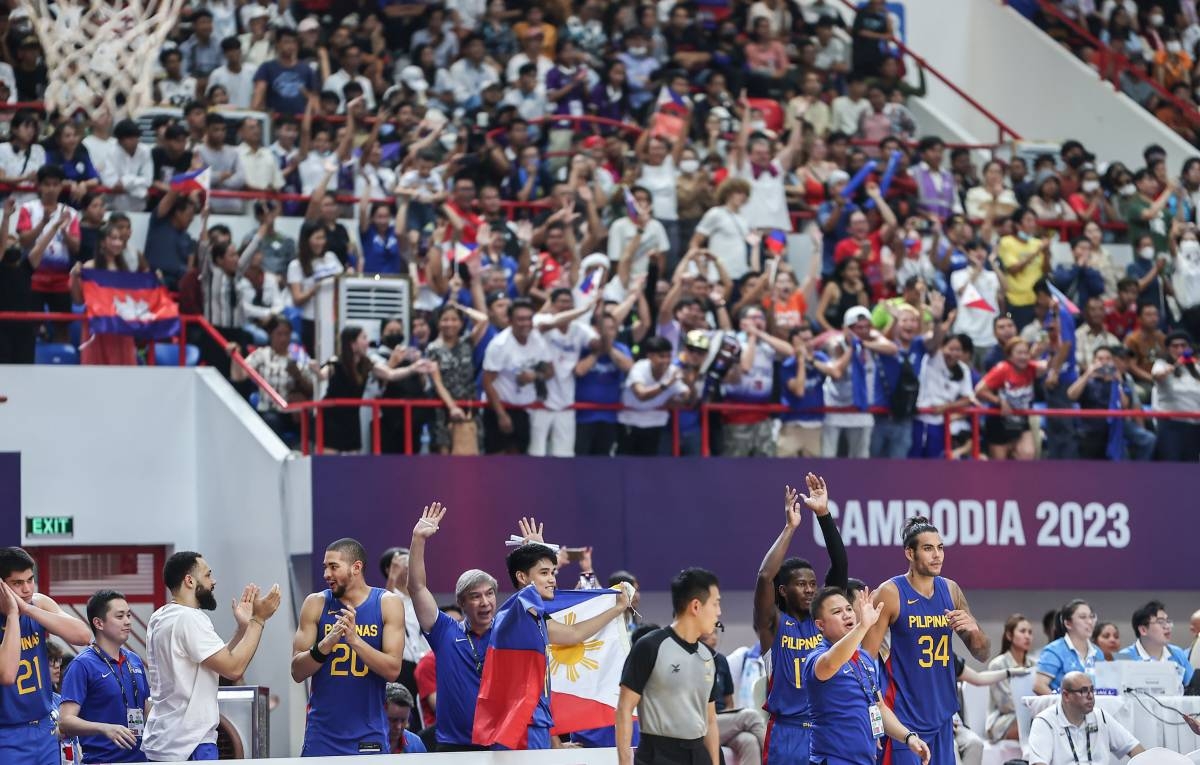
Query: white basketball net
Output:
[[19, 0, 185, 118]]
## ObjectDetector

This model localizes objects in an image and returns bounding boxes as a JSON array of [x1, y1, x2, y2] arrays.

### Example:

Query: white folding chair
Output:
[[1129, 748, 1191, 764], [1187, 749, 1200, 764]]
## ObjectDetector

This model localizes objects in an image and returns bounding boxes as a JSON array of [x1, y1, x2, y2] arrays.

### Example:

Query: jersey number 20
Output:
[[329, 643, 368, 677], [917, 635, 949, 668]]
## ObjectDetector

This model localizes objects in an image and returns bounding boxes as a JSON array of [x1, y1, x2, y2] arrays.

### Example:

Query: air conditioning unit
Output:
[[336, 275, 412, 345], [216, 686, 270, 759]]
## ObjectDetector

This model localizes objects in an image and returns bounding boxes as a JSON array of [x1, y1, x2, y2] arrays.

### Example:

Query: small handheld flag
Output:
[[960, 282, 995, 313], [765, 229, 787, 256], [170, 166, 211, 195], [454, 241, 479, 265], [624, 188, 640, 221]]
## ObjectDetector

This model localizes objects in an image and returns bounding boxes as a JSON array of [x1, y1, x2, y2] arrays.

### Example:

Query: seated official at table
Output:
[[1027, 671, 1144, 765]]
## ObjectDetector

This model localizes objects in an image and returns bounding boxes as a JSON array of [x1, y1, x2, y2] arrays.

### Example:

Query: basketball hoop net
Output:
[[19, 0, 186, 118]]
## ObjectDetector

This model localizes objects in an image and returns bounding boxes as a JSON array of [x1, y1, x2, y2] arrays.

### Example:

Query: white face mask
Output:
[[750, 120, 766, 131], [1167, 40, 1183, 54], [679, 158, 700, 174], [1180, 239, 1200, 257], [628, 46, 647, 57], [1120, 183, 1136, 196], [1138, 246, 1156, 259], [1082, 179, 1100, 193], [1150, 13, 1165, 27]]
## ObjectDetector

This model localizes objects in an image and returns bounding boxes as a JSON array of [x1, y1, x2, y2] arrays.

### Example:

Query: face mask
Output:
[[1082, 179, 1100, 193], [1181, 240, 1200, 257], [1017, 230, 1030, 242], [679, 158, 700, 173], [382, 332, 406, 348], [628, 46, 647, 56], [750, 120, 766, 131], [1167, 40, 1182, 54], [1150, 14, 1164, 27], [1120, 183, 1136, 196], [1138, 246, 1155, 259]]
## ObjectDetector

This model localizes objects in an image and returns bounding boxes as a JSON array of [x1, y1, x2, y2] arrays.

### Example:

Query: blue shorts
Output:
[[812, 757, 874, 765], [881, 718, 954, 765], [188, 743, 219, 761], [301, 733, 388, 756], [765, 717, 811, 765], [490, 725, 551, 751], [0, 716, 59, 765]]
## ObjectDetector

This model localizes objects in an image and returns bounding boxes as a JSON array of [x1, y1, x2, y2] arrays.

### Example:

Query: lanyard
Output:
[[847, 654, 880, 705], [90, 645, 138, 709], [464, 631, 484, 677], [1063, 722, 1092, 764]]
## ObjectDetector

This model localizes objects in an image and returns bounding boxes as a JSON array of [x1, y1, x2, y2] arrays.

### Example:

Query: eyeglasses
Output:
[[1063, 686, 1095, 697], [1148, 618, 1173, 628]]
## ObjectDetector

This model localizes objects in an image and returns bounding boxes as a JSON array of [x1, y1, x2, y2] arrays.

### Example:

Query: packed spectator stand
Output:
[[0, 0, 1198, 462]]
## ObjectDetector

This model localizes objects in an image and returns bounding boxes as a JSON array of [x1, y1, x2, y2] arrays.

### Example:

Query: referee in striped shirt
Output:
[[617, 568, 722, 765]]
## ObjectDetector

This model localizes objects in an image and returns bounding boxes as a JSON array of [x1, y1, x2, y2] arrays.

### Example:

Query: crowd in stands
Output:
[[0, 0, 1199, 460]]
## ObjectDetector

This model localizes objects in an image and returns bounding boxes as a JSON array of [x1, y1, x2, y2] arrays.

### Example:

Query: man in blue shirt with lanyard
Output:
[[59, 590, 151, 763], [804, 587, 930, 765], [407, 502, 499, 752], [0, 547, 93, 765]]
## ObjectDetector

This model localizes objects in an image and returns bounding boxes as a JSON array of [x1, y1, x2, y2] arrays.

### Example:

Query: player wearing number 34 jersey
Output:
[[753, 475, 849, 765], [862, 517, 990, 765], [292, 538, 406, 757]]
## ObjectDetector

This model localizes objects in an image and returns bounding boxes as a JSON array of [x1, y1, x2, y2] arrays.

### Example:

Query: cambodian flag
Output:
[[80, 269, 180, 339], [472, 586, 629, 749], [170, 166, 211, 194], [765, 229, 787, 256]]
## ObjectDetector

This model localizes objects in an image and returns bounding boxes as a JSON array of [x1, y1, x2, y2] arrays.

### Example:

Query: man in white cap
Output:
[[820, 305, 897, 458], [238, 7, 275, 71]]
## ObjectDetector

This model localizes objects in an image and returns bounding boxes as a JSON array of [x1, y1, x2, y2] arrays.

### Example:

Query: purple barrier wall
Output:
[[0, 453, 19, 545], [312, 457, 1190, 593]]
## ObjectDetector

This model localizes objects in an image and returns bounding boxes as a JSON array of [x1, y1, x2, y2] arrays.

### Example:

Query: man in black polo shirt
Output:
[[617, 568, 722, 765]]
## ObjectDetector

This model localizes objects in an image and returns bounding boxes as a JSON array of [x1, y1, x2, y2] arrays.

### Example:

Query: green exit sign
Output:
[[25, 516, 73, 538]]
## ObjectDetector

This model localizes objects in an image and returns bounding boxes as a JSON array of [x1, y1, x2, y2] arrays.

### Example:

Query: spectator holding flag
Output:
[[975, 337, 1049, 461], [1019, 279, 1078, 459], [69, 221, 148, 366]]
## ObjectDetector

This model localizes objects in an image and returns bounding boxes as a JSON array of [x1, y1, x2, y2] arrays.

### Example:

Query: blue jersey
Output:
[[885, 575, 959, 734], [302, 588, 389, 756], [803, 644, 882, 764], [425, 611, 493, 746], [780, 353, 827, 423], [0, 613, 52, 725], [765, 612, 823, 721], [59, 645, 150, 763]]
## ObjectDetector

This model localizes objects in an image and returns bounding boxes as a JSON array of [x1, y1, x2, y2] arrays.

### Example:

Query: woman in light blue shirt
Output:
[[1034, 598, 1105, 694]]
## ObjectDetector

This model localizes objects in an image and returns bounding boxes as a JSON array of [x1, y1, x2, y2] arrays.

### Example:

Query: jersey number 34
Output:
[[917, 635, 949, 668]]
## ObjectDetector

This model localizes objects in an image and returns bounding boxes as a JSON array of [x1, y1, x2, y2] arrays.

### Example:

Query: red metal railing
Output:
[[1028, 0, 1200, 129], [959, 406, 1196, 460], [834, 0, 1022, 143]]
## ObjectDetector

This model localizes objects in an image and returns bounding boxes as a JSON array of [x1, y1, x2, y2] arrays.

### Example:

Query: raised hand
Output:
[[339, 605, 360, 646], [233, 584, 258, 628], [518, 516, 545, 543], [415, 502, 446, 539], [858, 597, 884, 631], [252, 584, 282, 621], [783, 484, 804, 530], [799, 472, 829, 516], [851, 586, 872, 624], [944, 608, 979, 635]]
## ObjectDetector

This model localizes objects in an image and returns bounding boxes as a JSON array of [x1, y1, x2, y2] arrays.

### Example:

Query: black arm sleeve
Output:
[[818, 513, 849, 589], [620, 629, 664, 695]]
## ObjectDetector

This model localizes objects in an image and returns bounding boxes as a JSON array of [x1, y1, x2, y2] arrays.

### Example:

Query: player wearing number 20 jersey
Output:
[[862, 517, 991, 765], [294, 539, 406, 757], [754, 476, 848, 765]]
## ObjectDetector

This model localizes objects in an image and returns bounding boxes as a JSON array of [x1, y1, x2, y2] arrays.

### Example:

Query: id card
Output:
[[868, 703, 884, 739], [126, 708, 144, 736]]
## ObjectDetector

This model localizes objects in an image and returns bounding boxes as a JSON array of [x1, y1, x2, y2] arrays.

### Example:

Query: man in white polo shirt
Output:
[[617, 336, 690, 455], [1027, 671, 1143, 765]]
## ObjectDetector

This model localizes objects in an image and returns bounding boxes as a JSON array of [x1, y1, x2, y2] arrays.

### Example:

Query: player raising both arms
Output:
[[862, 516, 989, 765], [291, 538, 405, 756], [753, 473, 848, 765]]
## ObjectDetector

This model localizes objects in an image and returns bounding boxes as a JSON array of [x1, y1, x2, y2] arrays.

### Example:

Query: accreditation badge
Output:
[[126, 708, 144, 735], [868, 703, 884, 739]]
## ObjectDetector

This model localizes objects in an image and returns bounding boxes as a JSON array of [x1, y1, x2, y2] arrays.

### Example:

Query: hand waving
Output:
[[783, 484, 804, 530], [252, 584, 281, 621], [414, 502, 447, 539], [798, 472, 829, 517], [858, 597, 884, 631], [518, 516, 545, 543]]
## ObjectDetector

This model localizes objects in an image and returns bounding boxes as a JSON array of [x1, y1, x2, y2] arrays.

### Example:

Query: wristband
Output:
[[1005, 668, 1011, 679], [904, 732, 917, 746], [310, 641, 330, 664]]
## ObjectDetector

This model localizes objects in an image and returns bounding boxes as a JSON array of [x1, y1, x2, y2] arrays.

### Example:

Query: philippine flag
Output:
[[80, 269, 180, 339], [454, 241, 479, 265], [960, 282, 995, 313], [170, 166, 211, 194], [765, 229, 788, 256], [472, 587, 629, 749]]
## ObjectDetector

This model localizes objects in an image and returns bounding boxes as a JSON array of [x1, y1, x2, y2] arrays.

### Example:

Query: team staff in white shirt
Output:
[[143, 552, 281, 763], [1027, 671, 1143, 765]]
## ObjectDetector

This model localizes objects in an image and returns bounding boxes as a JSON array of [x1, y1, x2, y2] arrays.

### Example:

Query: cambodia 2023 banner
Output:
[[312, 457, 1190, 592]]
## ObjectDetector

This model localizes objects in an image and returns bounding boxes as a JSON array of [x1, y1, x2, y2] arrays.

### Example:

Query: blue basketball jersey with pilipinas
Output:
[[766, 613, 823, 720], [0, 613, 52, 724], [884, 575, 958, 733], [302, 588, 389, 755]]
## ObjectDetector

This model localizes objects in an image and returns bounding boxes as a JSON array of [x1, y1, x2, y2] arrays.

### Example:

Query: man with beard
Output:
[[754, 474, 848, 765], [862, 518, 989, 765], [0, 547, 92, 765], [290, 538, 405, 756], [406, 502, 499, 752], [143, 552, 281, 762]]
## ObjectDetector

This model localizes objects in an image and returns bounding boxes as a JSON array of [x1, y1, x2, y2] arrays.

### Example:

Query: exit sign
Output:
[[26, 516, 73, 538]]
